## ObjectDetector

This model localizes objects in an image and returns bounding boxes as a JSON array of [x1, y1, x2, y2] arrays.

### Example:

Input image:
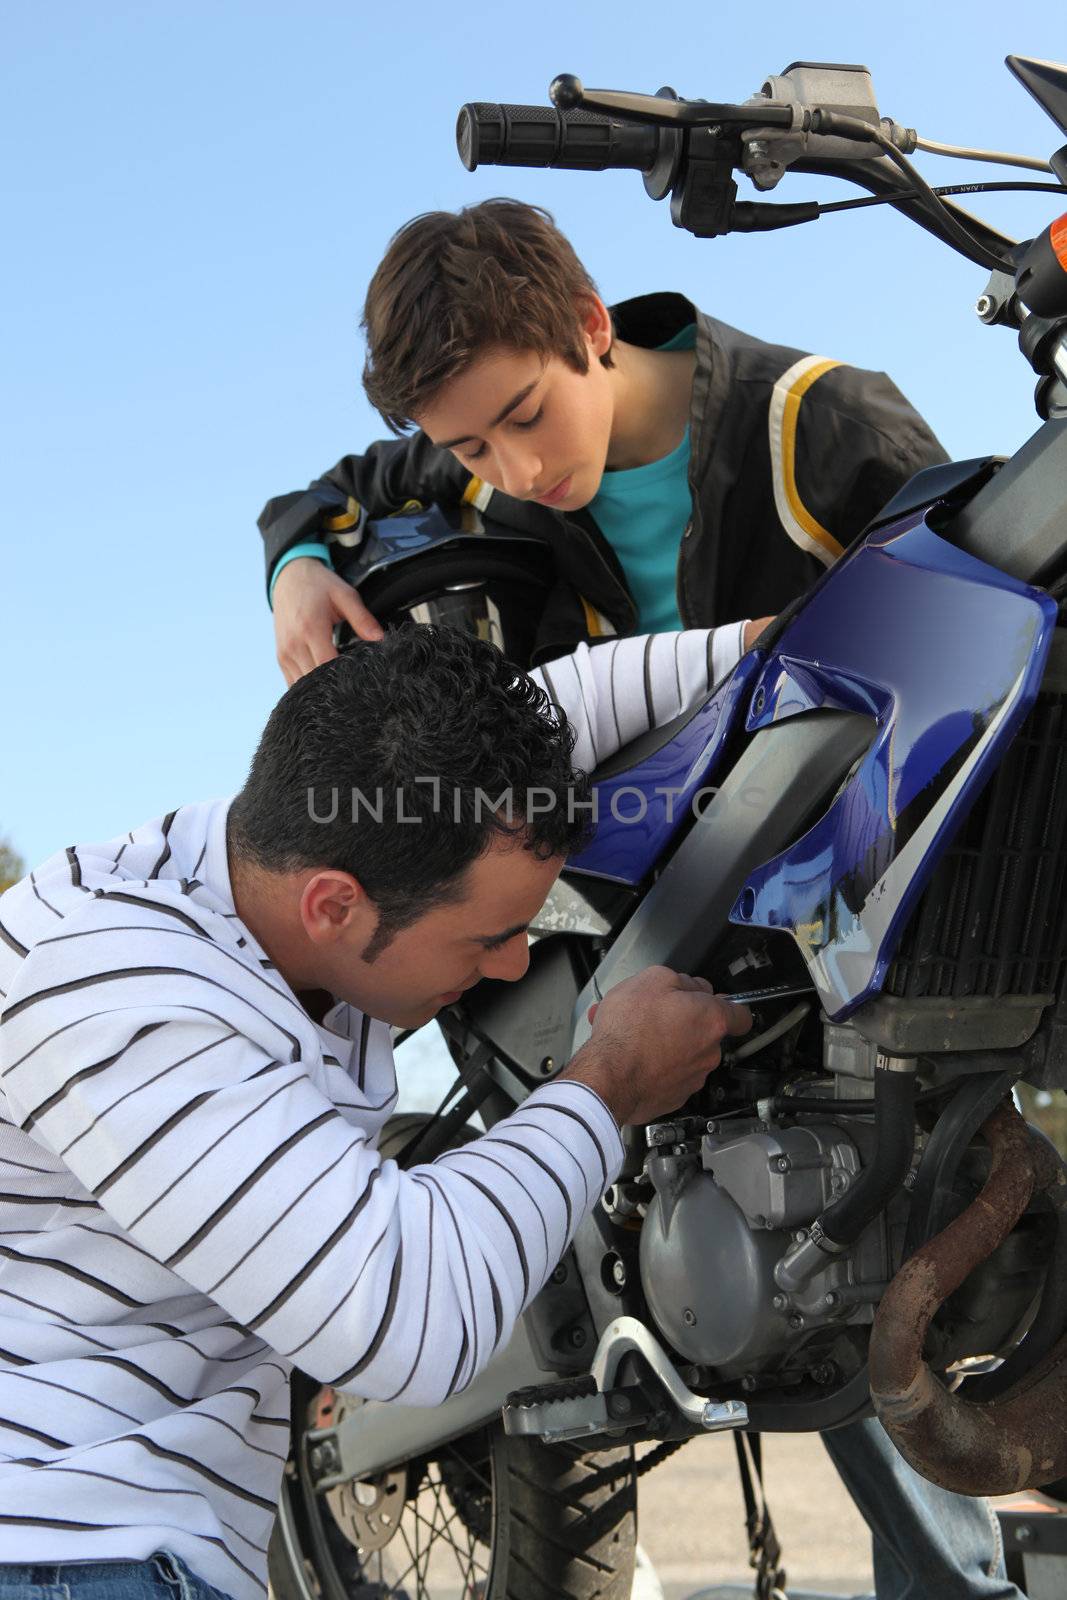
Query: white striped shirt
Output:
[[0, 625, 743, 1596]]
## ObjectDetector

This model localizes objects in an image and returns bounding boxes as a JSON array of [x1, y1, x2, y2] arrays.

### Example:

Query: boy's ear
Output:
[[580, 294, 614, 360]]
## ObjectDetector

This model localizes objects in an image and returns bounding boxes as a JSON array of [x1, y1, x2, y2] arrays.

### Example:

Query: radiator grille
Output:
[[886, 678, 1067, 1000]]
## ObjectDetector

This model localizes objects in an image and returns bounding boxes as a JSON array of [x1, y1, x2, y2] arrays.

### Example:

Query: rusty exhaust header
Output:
[[869, 1099, 1067, 1495]]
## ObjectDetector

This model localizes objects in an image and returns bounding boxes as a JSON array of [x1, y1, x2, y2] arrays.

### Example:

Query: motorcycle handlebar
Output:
[[458, 75, 1025, 268], [456, 101, 664, 174]]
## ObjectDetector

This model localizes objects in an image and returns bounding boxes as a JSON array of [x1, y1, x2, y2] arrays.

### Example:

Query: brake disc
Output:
[[326, 1466, 407, 1554], [310, 1389, 407, 1555]]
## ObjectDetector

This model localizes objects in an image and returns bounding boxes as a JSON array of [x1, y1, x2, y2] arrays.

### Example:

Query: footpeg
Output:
[[503, 1374, 614, 1442], [503, 1316, 748, 1442]]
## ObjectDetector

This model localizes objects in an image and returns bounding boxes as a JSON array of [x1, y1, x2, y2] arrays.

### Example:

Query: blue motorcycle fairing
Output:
[[729, 508, 1058, 1020], [566, 650, 765, 883]]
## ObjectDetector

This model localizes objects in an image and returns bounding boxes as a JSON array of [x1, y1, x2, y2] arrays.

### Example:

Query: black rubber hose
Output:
[[818, 1064, 918, 1248]]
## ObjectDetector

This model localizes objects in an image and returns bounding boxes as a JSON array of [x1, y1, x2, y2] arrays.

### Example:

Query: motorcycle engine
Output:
[[639, 1113, 880, 1381], [637, 1097, 1045, 1394]]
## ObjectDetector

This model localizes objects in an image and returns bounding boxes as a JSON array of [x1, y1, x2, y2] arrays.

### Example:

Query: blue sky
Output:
[[2, 0, 1064, 869]]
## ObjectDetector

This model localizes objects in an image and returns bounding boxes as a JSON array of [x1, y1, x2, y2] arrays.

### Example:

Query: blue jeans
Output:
[[0, 1553, 233, 1600], [821, 1416, 1022, 1600]]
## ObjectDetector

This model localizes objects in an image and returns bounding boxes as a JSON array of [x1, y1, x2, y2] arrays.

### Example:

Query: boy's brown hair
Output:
[[362, 198, 612, 435]]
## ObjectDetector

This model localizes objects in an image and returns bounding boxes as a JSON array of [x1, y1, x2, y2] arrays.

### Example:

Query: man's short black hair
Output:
[[228, 626, 591, 958]]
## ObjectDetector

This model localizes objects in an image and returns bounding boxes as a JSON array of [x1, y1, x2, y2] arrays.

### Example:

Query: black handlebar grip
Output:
[[456, 101, 660, 174]]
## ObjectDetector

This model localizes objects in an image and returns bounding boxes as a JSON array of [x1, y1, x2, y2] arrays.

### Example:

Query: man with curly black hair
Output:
[[0, 624, 751, 1600]]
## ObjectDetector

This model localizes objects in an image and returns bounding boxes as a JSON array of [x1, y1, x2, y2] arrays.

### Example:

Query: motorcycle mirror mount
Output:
[[1007, 55, 1067, 182]]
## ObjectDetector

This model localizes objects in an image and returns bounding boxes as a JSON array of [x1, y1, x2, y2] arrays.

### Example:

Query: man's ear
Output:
[[299, 869, 375, 945], [580, 294, 614, 360]]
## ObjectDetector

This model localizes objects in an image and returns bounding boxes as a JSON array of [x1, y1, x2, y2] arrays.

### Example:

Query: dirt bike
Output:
[[269, 53, 1067, 1600]]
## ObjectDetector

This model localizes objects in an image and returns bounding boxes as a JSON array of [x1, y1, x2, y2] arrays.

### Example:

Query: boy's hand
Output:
[[743, 615, 775, 651], [560, 965, 752, 1127], [273, 558, 384, 685]]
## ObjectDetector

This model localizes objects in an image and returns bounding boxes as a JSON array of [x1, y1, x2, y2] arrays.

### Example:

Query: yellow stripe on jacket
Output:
[[768, 356, 845, 567]]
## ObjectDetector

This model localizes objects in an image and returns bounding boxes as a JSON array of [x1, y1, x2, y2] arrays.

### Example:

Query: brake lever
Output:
[[549, 73, 792, 129]]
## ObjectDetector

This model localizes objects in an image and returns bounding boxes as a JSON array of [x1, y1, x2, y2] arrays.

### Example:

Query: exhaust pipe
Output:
[[869, 1099, 1067, 1495]]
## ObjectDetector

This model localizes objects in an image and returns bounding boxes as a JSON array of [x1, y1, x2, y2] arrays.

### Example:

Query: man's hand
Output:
[[560, 966, 752, 1127], [743, 615, 775, 652], [273, 558, 384, 685]]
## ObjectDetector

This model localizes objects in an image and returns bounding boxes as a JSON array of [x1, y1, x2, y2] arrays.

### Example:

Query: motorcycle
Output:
[[269, 54, 1067, 1600]]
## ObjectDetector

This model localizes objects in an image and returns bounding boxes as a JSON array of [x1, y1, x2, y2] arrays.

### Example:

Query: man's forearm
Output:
[[559, 1037, 633, 1129], [531, 627, 748, 773]]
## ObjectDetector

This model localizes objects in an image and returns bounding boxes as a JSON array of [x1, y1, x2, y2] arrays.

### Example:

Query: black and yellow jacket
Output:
[[257, 292, 947, 662]]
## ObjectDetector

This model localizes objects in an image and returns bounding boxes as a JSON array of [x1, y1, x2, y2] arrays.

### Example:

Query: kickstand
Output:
[[734, 1433, 788, 1600]]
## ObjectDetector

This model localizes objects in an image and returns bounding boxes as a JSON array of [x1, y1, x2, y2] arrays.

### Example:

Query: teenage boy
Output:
[[259, 198, 945, 683], [0, 625, 753, 1600], [256, 202, 1021, 1600]]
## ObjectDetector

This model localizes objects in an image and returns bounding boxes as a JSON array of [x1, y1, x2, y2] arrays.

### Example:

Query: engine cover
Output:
[[704, 1120, 860, 1228], [640, 1163, 784, 1371], [639, 1118, 869, 1379]]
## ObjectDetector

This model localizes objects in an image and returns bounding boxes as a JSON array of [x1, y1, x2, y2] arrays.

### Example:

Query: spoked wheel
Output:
[[268, 1371, 637, 1599], [268, 1111, 637, 1598]]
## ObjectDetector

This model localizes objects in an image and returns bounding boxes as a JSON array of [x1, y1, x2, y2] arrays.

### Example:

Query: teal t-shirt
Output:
[[588, 324, 696, 633]]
